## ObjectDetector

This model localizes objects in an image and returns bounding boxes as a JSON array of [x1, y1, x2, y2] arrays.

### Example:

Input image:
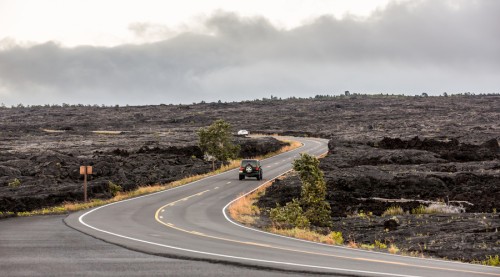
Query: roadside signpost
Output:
[[80, 166, 93, 202]]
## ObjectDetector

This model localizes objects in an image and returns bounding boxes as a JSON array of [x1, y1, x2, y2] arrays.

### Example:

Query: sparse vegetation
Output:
[[228, 193, 260, 225], [8, 178, 21, 188], [388, 244, 400, 254], [382, 205, 405, 216], [483, 255, 500, 267], [270, 199, 310, 228], [329, 231, 344, 245], [359, 240, 388, 250], [269, 153, 332, 228], [347, 240, 359, 248], [0, 211, 15, 218], [375, 240, 388, 249], [198, 119, 240, 170], [411, 203, 464, 214], [269, 227, 344, 245], [360, 243, 375, 250], [293, 153, 332, 227], [411, 205, 428, 215], [108, 181, 123, 196]]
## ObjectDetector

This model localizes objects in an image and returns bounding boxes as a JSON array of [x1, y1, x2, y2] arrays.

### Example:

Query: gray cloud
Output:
[[1, 0, 499, 105], [128, 22, 177, 41]]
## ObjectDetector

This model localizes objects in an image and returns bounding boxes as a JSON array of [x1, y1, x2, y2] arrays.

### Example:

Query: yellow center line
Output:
[[155, 191, 500, 277]]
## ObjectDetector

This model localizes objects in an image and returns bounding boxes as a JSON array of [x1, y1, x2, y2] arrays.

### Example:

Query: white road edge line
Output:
[[76, 139, 420, 276], [76, 138, 414, 277], [78, 202, 419, 277], [222, 139, 495, 270], [76, 137, 483, 277]]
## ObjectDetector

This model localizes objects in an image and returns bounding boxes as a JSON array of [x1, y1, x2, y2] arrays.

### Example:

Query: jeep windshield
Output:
[[241, 160, 258, 166]]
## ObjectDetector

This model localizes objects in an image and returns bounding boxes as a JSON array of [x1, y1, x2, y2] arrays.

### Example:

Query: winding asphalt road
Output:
[[64, 137, 499, 277]]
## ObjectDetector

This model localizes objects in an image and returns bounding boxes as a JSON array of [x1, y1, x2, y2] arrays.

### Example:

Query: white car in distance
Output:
[[237, 130, 249, 136]]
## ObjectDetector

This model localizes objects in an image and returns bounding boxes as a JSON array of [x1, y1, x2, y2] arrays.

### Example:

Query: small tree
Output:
[[197, 119, 240, 170], [293, 153, 332, 227]]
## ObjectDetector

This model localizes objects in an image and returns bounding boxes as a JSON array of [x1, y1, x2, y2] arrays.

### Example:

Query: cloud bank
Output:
[[1, 0, 499, 105]]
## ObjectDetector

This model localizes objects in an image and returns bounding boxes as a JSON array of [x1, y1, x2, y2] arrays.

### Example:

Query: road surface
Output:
[[65, 137, 500, 277]]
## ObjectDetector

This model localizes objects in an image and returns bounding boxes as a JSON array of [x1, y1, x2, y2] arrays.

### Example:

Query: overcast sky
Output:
[[0, 0, 499, 106]]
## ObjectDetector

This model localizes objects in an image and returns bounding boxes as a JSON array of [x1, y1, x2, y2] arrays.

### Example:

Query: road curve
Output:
[[66, 137, 500, 277]]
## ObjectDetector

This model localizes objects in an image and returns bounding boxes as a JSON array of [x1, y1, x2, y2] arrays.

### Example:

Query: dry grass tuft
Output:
[[268, 227, 344, 245], [388, 244, 400, 254], [229, 193, 259, 224], [382, 205, 405, 216], [347, 241, 359, 248], [411, 203, 464, 214], [228, 183, 270, 224]]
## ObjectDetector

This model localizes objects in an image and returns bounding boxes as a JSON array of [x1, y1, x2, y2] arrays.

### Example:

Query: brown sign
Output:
[[80, 165, 93, 203], [80, 166, 93, 175]]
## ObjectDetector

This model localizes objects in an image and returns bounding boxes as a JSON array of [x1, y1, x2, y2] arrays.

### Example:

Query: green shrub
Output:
[[375, 240, 388, 249], [108, 181, 123, 196], [361, 243, 375, 250], [293, 153, 332, 227], [329, 231, 344, 245], [0, 211, 15, 218], [8, 178, 21, 188], [412, 205, 429, 214], [483, 255, 500, 266], [270, 199, 310, 228]]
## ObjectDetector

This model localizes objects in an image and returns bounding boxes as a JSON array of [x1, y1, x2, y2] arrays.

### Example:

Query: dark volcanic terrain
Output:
[[258, 136, 500, 262], [1, 95, 499, 262]]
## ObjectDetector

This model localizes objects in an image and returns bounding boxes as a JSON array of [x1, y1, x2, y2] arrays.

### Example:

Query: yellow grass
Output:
[[268, 227, 344, 245], [228, 184, 270, 225], [16, 137, 301, 217], [477, 255, 500, 267], [382, 205, 405, 216], [229, 193, 260, 225], [348, 241, 359, 248], [360, 243, 375, 250], [17, 183, 176, 217], [388, 244, 400, 254]]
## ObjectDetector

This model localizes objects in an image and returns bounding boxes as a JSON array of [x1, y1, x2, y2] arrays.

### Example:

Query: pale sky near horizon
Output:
[[0, 0, 499, 106]]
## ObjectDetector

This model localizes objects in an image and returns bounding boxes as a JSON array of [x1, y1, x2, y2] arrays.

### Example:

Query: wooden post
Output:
[[83, 173, 87, 202], [80, 166, 93, 202]]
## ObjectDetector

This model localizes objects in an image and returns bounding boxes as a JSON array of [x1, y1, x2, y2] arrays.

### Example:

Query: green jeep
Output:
[[239, 159, 263, 180]]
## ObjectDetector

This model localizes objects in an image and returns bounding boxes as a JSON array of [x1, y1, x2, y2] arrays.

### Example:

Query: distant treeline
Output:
[[2, 92, 499, 109]]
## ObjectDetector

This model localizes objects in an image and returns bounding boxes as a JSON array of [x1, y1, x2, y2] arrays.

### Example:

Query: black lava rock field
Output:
[[1, 95, 499, 262]]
